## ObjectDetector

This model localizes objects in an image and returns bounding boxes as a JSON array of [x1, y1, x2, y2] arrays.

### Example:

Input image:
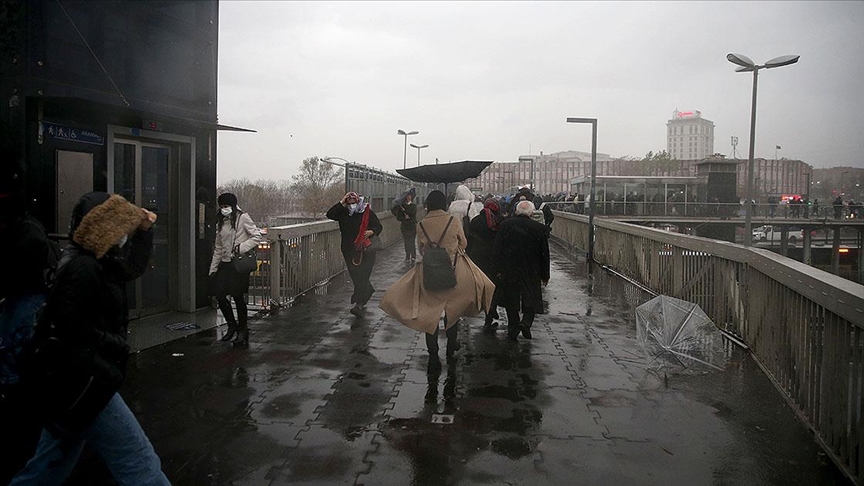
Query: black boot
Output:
[[221, 325, 238, 342], [233, 330, 249, 347]]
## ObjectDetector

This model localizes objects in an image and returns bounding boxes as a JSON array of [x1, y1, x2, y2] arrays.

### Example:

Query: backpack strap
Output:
[[418, 221, 433, 246], [437, 217, 454, 246]]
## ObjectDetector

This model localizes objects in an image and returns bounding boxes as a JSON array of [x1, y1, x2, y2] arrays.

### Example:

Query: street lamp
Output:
[[566, 117, 598, 261], [320, 156, 352, 194], [726, 52, 800, 246], [409, 143, 428, 166], [397, 129, 419, 169]]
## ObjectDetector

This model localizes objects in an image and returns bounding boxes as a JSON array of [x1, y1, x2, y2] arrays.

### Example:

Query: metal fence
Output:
[[543, 201, 862, 220], [550, 210, 864, 484], [345, 163, 440, 213], [247, 213, 403, 309]]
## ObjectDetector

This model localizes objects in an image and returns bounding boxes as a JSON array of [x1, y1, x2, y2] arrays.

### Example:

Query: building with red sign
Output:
[[667, 110, 715, 161]]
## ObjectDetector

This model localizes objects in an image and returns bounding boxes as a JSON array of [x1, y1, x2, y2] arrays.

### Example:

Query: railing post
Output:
[[269, 237, 281, 306]]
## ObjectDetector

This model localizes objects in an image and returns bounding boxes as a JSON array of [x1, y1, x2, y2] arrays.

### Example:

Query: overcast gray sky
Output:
[[215, 1, 864, 184]]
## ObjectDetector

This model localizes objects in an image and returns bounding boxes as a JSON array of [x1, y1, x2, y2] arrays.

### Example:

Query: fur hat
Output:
[[72, 193, 143, 259]]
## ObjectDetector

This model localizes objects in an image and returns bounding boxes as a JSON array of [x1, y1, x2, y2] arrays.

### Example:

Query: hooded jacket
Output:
[[29, 193, 152, 429], [448, 185, 479, 222]]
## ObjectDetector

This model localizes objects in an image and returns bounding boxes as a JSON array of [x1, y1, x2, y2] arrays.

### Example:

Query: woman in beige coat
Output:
[[380, 191, 495, 372]]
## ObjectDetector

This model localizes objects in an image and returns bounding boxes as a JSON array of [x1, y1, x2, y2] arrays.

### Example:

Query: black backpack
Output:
[[419, 217, 457, 291]]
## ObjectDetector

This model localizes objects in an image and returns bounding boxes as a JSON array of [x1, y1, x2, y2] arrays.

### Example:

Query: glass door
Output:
[[113, 140, 173, 317]]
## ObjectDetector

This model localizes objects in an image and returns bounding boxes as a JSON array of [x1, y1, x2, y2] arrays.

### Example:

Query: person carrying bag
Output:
[[418, 217, 457, 291], [380, 190, 495, 373]]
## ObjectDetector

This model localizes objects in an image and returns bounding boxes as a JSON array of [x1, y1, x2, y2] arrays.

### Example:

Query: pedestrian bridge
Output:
[[99, 210, 862, 484]]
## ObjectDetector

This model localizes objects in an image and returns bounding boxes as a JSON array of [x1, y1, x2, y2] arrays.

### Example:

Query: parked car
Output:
[[752, 225, 804, 243]]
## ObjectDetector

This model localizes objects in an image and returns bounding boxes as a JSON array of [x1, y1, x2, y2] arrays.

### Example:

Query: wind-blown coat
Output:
[[380, 210, 494, 334]]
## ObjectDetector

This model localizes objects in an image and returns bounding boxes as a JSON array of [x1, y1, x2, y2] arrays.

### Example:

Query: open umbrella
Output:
[[396, 160, 493, 184], [391, 187, 416, 210], [635, 295, 726, 374]]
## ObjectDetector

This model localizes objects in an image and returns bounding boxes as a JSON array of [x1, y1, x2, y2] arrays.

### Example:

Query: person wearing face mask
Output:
[[327, 192, 383, 316], [11, 192, 170, 484], [209, 193, 263, 346]]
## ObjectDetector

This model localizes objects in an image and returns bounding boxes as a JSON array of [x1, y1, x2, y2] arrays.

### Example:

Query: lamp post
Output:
[[726, 52, 800, 246], [397, 129, 419, 169], [320, 156, 352, 194], [566, 117, 598, 261], [410, 143, 428, 167]]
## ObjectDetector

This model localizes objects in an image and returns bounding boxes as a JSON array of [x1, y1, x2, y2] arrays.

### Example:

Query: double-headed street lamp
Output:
[[726, 52, 800, 246], [566, 117, 598, 261], [410, 143, 428, 166], [397, 129, 418, 169]]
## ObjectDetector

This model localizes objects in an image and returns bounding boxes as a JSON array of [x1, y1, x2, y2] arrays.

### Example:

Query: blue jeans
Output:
[[0, 293, 46, 386], [11, 393, 170, 485]]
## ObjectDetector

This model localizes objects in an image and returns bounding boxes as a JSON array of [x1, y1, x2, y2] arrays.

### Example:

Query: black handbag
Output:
[[419, 217, 457, 291], [233, 247, 258, 274]]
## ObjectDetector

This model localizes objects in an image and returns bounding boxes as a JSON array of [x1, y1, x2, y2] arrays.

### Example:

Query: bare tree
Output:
[[217, 178, 295, 225], [291, 156, 344, 218]]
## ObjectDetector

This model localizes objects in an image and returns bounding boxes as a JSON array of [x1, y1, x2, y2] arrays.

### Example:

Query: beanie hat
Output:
[[426, 190, 447, 211], [218, 192, 238, 207]]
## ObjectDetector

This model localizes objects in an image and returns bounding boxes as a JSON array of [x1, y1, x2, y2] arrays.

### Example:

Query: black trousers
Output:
[[425, 318, 459, 355], [506, 307, 535, 336], [213, 262, 249, 330], [402, 230, 417, 260], [343, 249, 376, 306]]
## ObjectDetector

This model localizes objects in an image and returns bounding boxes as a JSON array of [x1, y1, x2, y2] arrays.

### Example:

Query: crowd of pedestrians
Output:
[[1, 179, 550, 482]]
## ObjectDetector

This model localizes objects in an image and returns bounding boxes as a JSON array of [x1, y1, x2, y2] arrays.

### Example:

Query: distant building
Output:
[[735, 158, 812, 200], [667, 110, 715, 161], [464, 150, 626, 195]]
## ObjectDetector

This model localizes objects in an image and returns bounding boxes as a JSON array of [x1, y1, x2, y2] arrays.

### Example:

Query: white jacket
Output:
[[448, 185, 476, 221], [209, 211, 263, 275]]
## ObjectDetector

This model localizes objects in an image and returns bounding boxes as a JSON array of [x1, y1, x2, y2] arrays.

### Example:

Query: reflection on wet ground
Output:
[[68, 241, 850, 485]]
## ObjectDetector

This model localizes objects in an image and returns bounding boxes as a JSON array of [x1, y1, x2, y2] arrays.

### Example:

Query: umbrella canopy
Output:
[[396, 160, 493, 184], [635, 295, 726, 374], [391, 187, 416, 210]]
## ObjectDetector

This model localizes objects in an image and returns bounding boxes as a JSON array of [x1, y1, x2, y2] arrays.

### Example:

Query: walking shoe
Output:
[[350, 303, 364, 317], [507, 330, 519, 341], [232, 330, 249, 347], [520, 324, 532, 340]]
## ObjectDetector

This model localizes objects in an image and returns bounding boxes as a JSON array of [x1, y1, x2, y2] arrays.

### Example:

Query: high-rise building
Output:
[[667, 110, 715, 161]]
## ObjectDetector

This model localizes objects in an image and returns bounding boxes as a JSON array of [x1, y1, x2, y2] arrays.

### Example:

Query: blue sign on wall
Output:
[[39, 122, 105, 146]]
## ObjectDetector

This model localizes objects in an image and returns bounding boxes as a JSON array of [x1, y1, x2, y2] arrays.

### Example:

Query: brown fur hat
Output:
[[72, 194, 143, 258]]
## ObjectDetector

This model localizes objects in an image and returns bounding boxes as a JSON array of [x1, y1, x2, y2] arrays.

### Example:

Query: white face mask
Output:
[[221, 207, 233, 216], [348, 203, 358, 213], [117, 234, 128, 248], [405, 200, 413, 205]]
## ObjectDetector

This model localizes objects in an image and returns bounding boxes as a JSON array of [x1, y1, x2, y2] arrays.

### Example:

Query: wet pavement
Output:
[[68, 242, 849, 485]]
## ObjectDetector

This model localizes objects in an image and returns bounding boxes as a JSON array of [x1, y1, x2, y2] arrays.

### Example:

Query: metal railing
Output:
[[542, 201, 862, 220], [550, 210, 864, 483], [247, 213, 402, 309]]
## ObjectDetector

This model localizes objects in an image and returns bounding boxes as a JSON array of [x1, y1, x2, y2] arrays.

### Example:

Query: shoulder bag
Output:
[[232, 214, 258, 274]]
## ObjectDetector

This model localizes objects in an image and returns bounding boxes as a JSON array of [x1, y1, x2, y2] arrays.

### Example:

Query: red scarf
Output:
[[484, 200, 501, 231]]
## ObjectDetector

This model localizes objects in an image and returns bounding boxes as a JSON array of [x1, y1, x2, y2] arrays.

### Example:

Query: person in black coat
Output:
[[467, 197, 503, 331], [0, 189, 59, 484], [392, 188, 418, 263], [12, 192, 170, 484], [493, 200, 551, 341], [327, 192, 383, 317]]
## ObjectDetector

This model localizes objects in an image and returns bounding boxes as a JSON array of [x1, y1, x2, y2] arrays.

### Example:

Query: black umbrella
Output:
[[396, 160, 493, 184]]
